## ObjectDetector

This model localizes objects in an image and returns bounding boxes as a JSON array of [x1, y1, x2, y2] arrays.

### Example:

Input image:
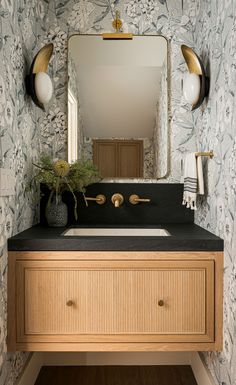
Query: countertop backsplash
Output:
[[40, 183, 194, 226]]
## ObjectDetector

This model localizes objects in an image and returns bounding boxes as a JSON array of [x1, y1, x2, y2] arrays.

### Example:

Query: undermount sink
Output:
[[62, 228, 170, 237]]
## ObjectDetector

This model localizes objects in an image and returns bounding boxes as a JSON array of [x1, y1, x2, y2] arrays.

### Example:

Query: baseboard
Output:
[[17, 353, 44, 385], [42, 352, 191, 366], [190, 352, 216, 385]]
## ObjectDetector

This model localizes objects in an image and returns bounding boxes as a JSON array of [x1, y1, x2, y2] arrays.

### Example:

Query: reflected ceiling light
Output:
[[26, 43, 53, 110], [181, 45, 209, 110]]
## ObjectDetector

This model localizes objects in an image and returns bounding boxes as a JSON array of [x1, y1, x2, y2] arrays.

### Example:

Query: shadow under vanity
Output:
[[7, 183, 223, 352]]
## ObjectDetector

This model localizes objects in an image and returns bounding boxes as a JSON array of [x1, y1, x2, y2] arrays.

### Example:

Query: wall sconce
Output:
[[181, 45, 209, 110], [26, 43, 53, 110]]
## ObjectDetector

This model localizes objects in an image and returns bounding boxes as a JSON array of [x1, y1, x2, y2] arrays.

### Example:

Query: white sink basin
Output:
[[62, 228, 170, 237]]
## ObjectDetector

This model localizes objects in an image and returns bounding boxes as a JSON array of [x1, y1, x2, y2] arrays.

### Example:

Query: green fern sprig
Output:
[[32, 156, 101, 221]]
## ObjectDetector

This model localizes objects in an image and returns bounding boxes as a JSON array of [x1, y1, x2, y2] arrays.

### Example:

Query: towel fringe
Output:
[[182, 195, 197, 211]]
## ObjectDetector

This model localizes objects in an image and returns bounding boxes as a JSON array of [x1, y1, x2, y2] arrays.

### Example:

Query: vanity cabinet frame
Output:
[[8, 251, 223, 352]]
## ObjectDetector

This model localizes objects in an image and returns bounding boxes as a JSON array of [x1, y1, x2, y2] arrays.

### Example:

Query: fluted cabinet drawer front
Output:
[[16, 260, 214, 343]]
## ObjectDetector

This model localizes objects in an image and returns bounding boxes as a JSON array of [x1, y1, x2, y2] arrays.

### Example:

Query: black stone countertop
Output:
[[8, 223, 223, 252]]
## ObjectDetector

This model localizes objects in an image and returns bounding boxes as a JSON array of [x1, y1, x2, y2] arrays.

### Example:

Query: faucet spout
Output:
[[111, 193, 124, 208]]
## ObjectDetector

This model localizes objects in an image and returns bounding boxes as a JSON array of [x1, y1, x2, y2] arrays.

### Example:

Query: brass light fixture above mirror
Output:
[[102, 10, 133, 40], [181, 45, 209, 110]]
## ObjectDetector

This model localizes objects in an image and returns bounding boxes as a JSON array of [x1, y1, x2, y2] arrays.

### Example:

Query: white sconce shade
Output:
[[183, 73, 201, 105], [35, 72, 53, 104], [25, 43, 53, 110], [181, 45, 209, 110]]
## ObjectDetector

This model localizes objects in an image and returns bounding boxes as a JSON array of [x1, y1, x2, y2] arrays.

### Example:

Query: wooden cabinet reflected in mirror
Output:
[[68, 35, 169, 180], [93, 139, 143, 178]]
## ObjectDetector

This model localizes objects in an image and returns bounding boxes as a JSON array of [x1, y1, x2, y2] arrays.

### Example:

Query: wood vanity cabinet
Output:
[[7, 251, 223, 352]]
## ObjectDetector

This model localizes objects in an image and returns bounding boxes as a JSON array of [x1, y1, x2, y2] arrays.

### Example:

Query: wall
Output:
[[42, 0, 197, 182], [0, 1, 48, 384], [154, 57, 168, 178], [193, 1, 236, 384]]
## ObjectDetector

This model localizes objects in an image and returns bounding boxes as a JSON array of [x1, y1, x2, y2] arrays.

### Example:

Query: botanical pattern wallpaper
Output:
[[0, 1, 47, 384], [154, 57, 169, 178], [193, 1, 236, 384], [68, 54, 79, 103], [68, 54, 84, 159]]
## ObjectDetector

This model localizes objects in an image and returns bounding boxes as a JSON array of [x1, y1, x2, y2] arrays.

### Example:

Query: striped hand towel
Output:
[[182, 153, 204, 210]]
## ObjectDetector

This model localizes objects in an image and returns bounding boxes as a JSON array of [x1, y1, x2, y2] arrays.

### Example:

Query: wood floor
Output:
[[35, 366, 198, 385]]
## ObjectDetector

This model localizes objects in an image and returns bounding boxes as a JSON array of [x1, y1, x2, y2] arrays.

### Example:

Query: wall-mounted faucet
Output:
[[129, 194, 151, 205], [85, 194, 106, 205], [111, 193, 124, 208]]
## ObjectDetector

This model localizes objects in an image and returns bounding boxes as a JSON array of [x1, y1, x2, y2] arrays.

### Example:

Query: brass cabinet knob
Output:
[[66, 300, 74, 307], [158, 300, 164, 307]]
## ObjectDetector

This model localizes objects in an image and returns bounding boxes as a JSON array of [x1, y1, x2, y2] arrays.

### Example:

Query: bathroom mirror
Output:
[[68, 35, 169, 180]]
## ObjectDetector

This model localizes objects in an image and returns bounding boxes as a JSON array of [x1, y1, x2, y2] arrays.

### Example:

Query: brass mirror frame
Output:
[[67, 34, 171, 182]]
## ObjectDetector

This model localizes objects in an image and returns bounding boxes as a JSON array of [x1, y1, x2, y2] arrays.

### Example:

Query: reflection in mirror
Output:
[[68, 35, 169, 179]]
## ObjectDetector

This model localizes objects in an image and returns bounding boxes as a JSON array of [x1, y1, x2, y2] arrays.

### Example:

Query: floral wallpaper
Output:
[[68, 54, 79, 102], [0, 1, 48, 384], [154, 57, 169, 178], [192, 1, 236, 384], [68, 54, 84, 158]]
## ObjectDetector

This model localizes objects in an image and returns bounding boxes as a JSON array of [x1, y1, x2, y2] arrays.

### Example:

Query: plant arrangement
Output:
[[33, 155, 101, 221]]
